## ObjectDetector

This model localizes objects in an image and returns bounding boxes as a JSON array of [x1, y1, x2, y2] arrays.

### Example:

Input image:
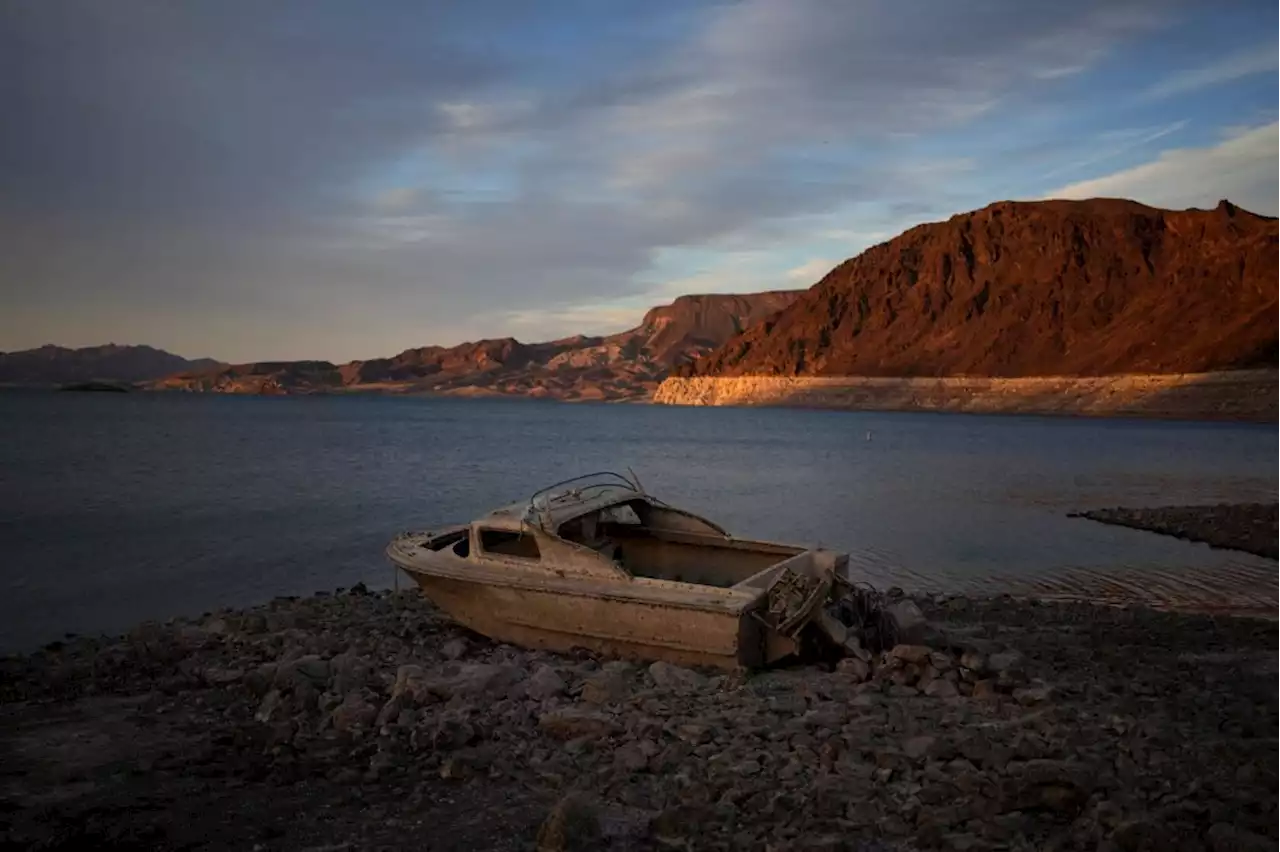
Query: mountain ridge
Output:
[[0, 344, 221, 386], [678, 198, 1277, 379], [149, 291, 803, 400]]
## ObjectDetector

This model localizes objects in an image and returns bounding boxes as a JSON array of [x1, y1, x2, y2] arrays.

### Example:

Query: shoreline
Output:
[[653, 369, 1279, 423], [1069, 503, 1278, 560], [12, 368, 1278, 423], [2, 588, 1276, 851]]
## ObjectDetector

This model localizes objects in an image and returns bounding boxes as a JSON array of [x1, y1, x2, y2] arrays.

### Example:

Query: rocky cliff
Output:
[[653, 370, 1279, 422], [678, 199, 1278, 379], [151, 291, 800, 400], [0, 344, 221, 387]]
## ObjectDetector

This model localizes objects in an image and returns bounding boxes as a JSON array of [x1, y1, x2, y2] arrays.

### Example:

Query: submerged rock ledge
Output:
[[653, 369, 1279, 422], [2, 588, 1275, 851]]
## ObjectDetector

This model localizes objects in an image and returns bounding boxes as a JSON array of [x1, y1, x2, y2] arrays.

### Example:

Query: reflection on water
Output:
[[0, 391, 1275, 650]]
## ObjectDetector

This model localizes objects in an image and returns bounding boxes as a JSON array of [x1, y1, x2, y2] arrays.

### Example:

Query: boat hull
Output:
[[401, 569, 770, 670]]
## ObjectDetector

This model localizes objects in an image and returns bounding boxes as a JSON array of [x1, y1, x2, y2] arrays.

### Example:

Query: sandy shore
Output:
[[2, 586, 1275, 852]]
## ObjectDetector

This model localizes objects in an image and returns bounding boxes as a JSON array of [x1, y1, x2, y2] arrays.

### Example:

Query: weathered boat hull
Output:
[[385, 472, 846, 670], [398, 568, 770, 670]]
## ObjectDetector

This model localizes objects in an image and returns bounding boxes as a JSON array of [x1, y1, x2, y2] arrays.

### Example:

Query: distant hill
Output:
[[677, 199, 1278, 378], [0, 344, 222, 387], [149, 291, 802, 400]]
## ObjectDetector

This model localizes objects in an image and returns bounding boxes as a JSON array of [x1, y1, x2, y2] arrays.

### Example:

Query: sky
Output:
[[1, 0, 1276, 363]]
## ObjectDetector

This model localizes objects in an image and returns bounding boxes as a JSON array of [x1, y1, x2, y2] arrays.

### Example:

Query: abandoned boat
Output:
[[386, 471, 851, 670]]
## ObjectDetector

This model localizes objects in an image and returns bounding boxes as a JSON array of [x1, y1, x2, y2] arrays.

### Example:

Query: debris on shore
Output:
[[1068, 502, 1278, 559], [1, 587, 1275, 851]]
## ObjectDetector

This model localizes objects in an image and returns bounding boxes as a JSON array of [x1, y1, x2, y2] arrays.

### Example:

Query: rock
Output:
[[438, 756, 467, 780], [1205, 823, 1272, 852], [648, 661, 706, 691], [767, 693, 808, 715], [375, 695, 405, 728], [675, 724, 712, 745], [525, 665, 567, 701], [244, 663, 278, 696], [1012, 683, 1055, 706], [651, 805, 709, 847], [1001, 759, 1091, 816], [201, 666, 244, 686], [959, 650, 988, 673], [391, 664, 432, 705], [447, 663, 525, 698], [987, 650, 1024, 674], [330, 692, 377, 731], [613, 742, 650, 773], [842, 636, 872, 662], [885, 600, 928, 645], [971, 679, 999, 700], [255, 689, 288, 723], [536, 794, 601, 852], [929, 651, 954, 672], [902, 735, 937, 760], [395, 663, 524, 703], [1110, 817, 1176, 851], [538, 708, 619, 741], [440, 638, 468, 660], [328, 652, 369, 694], [836, 656, 871, 682], [889, 644, 933, 664], [580, 670, 630, 705], [275, 655, 331, 690], [924, 678, 959, 698]]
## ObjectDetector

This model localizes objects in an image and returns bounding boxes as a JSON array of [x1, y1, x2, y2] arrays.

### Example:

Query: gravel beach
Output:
[[1, 588, 1275, 852]]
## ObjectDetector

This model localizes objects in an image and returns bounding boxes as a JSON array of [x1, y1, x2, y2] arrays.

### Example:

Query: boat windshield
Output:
[[529, 471, 642, 514]]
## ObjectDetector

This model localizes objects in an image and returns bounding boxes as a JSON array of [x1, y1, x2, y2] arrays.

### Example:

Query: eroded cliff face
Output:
[[680, 199, 1278, 379], [653, 370, 1279, 422], [149, 291, 801, 400]]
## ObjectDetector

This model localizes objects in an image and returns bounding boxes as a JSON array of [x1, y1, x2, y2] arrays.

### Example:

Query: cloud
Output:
[[1145, 43, 1278, 100], [1044, 122, 1279, 215], [1037, 120, 1189, 180], [0, 0, 1263, 361], [785, 259, 838, 284]]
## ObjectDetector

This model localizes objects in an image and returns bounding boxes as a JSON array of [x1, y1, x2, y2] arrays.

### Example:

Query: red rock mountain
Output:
[[152, 291, 801, 399], [0, 344, 221, 386], [679, 199, 1278, 379]]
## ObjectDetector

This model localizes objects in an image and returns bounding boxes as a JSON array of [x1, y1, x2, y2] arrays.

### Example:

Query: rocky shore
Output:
[[1069, 504, 1278, 559], [652, 371, 1279, 423], [2, 588, 1276, 852]]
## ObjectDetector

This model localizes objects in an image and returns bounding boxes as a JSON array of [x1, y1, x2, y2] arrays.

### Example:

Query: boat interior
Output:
[[419, 496, 812, 590], [555, 499, 804, 587]]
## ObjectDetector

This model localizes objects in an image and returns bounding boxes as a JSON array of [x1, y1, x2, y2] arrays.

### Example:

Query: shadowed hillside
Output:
[[0, 344, 221, 386]]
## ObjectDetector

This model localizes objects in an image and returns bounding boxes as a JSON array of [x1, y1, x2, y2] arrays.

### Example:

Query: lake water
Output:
[[0, 390, 1275, 651]]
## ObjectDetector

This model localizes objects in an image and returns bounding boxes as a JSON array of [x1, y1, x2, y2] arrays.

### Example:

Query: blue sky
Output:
[[1, 0, 1276, 362]]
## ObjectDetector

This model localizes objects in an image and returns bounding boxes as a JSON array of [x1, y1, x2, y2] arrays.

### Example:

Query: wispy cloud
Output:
[[1044, 121, 1279, 215], [1038, 120, 1189, 180], [785, 258, 837, 284], [1145, 43, 1278, 99]]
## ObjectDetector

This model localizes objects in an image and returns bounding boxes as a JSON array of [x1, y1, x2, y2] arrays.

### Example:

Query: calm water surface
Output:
[[0, 391, 1275, 651]]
